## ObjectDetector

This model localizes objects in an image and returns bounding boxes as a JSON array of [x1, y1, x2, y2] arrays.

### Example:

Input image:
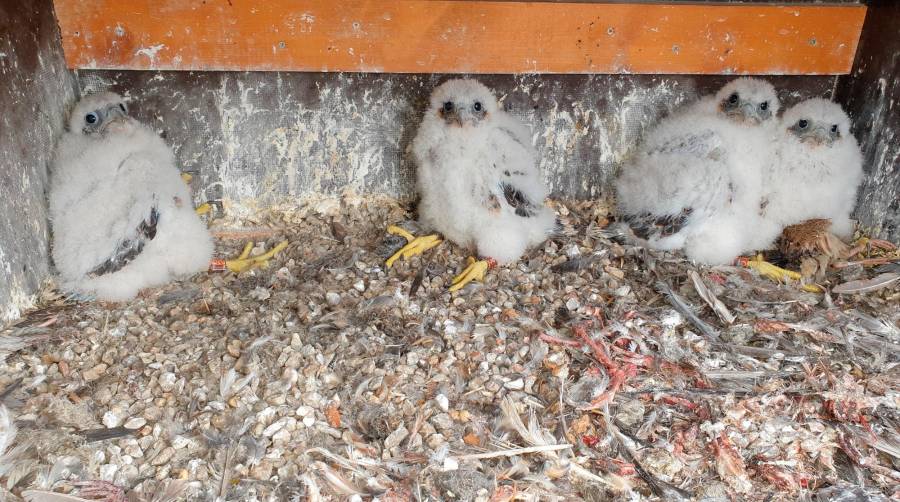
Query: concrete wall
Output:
[[836, 0, 900, 242], [0, 0, 78, 322], [76, 71, 836, 214]]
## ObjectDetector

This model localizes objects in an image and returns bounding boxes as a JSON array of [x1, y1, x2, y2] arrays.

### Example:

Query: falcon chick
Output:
[[739, 99, 863, 290], [386, 79, 557, 291], [49, 92, 214, 301], [763, 98, 863, 239], [615, 77, 781, 265]]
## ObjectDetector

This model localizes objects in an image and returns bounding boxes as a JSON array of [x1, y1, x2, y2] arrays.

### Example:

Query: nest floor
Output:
[[1, 197, 898, 502]]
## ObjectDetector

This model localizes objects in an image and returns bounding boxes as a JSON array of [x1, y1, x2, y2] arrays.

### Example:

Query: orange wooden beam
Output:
[[52, 1, 866, 75]]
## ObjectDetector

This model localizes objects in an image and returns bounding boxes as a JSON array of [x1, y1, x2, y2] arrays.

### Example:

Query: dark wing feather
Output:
[[89, 206, 159, 276], [500, 182, 539, 218], [621, 208, 693, 241]]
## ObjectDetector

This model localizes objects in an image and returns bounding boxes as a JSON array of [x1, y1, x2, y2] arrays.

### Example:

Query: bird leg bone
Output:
[[210, 240, 289, 273], [384, 225, 442, 268], [572, 321, 639, 410], [580, 365, 633, 411], [449, 256, 497, 292], [737, 255, 823, 293]]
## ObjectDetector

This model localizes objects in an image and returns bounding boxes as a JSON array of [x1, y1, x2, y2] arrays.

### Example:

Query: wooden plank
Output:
[[52, 1, 867, 75]]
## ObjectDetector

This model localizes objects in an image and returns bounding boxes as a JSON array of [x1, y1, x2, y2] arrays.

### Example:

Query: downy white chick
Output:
[[616, 77, 781, 264], [763, 98, 863, 239], [49, 92, 213, 301], [386, 79, 557, 291]]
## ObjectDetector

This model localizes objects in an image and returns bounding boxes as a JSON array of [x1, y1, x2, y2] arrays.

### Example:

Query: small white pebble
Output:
[[296, 406, 313, 417], [384, 424, 409, 450], [103, 410, 123, 428], [435, 394, 449, 412], [442, 456, 459, 471], [504, 378, 525, 390], [99, 463, 118, 482], [124, 417, 146, 430], [171, 435, 192, 449], [158, 372, 177, 392], [302, 415, 316, 427], [353, 279, 366, 292], [326, 291, 341, 305], [263, 419, 286, 437]]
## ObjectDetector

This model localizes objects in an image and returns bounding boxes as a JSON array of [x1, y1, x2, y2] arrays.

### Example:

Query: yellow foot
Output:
[[738, 255, 822, 293], [181, 173, 193, 184], [219, 240, 289, 273], [195, 202, 212, 215], [385, 225, 441, 268], [449, 257, 495, 292]]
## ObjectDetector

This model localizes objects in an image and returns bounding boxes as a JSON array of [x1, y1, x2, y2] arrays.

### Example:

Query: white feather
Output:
[[49, 92, 213, 301], [413, 79, 556, 265]]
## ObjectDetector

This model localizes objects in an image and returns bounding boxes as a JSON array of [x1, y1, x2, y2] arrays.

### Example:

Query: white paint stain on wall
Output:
[[135, 43, 166, 65], [212, 74, 408, 214]]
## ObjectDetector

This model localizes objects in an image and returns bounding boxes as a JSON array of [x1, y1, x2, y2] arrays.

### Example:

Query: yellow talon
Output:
[[739, 255, 823, 293], [237, 242, 254, 260], [225, 241, 288, 273], [181, 173, 193, 184], [449, 257, 490, 292], [385, 226, 441, 268], [387, 225, 416, 242], [195, 202, 212, 215]]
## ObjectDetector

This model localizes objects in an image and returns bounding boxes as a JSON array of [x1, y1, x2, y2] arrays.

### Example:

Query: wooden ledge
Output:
[[54, 1, 866, 74]]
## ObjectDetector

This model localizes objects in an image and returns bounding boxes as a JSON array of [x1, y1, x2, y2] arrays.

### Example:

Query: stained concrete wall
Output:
[[0, 0, 78, 322], [76, 72, 836, 214], [836, 0, 900, 242]]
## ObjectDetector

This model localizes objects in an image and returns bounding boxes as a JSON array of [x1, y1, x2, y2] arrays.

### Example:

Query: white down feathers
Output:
[[50, 92, 213, 301], [413, 79, 556, 264], [616, 78, 781, 264]]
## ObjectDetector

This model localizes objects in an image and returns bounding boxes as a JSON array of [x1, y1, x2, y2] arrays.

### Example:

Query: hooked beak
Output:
[[441, 108, 476, 128], [801, 125, 835, 147], [457, 109, 478, 127], [740, 102, 761, 124], [722, 100, 761, 125]]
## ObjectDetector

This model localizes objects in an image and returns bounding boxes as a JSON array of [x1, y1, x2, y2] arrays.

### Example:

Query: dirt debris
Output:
[[0, 195, 898, 501]]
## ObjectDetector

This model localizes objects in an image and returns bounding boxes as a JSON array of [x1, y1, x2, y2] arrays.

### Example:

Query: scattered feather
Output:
[[656, 281, 720, 340], [832, 273, 900, 294], [22, 491, 93, 502], [689, 270, 735, 324]]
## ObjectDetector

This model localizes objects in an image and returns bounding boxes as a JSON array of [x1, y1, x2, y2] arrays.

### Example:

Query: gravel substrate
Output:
[[1, 195, 898, 502]]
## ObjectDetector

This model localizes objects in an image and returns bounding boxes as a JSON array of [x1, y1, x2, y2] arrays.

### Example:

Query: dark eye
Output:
[[85, 113, 98, 124], [797, 120, 809, 129], [119, 103, 127, 113], [831, 124, 839, 133], [443, 101, 454, 112], [473, 102, 482, 112], [728, 93, 739, 104], [759, 101, 768, 111]]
